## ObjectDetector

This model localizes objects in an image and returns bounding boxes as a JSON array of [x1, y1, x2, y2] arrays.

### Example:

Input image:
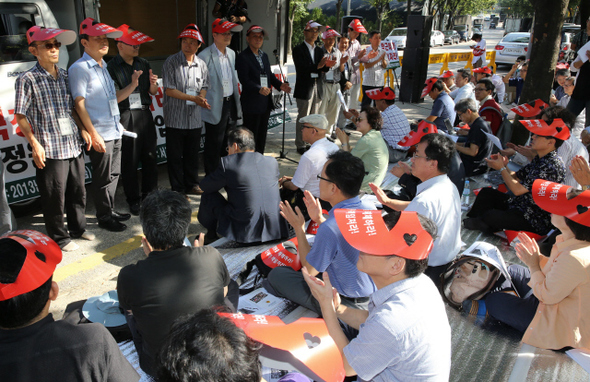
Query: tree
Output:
[[511, 0, 570, 144], [287, 0, 314, 55], [335, 0, 345, 29], [364, 0, 391, 33]]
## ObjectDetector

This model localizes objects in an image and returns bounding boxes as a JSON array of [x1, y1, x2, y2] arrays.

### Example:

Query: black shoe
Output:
[[463, 217, 489, 232], [186, 185, 204, 195], [98, 218, 127, 232], [204, 231, 218, 245], [112, 211, 131, 221], [129, 202, 141, 216]]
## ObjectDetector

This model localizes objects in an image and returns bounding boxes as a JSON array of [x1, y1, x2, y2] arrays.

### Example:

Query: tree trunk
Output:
[[511, 0, 570, 145], [287, 10, 295, 55], [336, 0, 343, 30]]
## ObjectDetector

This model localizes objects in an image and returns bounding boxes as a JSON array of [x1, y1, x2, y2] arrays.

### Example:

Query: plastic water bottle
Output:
[[462, 180, 470, 208]]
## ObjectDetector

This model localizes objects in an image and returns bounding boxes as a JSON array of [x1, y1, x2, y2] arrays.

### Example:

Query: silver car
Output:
[[494, 32, 530, 64], [385, 27, 407, 50]]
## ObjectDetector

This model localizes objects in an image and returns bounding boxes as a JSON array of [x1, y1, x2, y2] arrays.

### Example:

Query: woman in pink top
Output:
[[481, 179, 590, 351]]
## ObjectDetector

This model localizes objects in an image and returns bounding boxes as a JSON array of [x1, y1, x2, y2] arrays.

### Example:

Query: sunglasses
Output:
[[34, 41, 62, 50], [122, 42, 140, 49]]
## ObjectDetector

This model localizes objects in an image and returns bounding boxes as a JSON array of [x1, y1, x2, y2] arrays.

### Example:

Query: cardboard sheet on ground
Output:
[[239, 288, 285, 315], [222, 313, 345, 382], [566, 348, 590, 374], [483, 131, 503, 150]]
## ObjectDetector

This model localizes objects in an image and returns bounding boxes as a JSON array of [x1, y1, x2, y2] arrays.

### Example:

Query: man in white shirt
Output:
[[448, 68, 476, 105]]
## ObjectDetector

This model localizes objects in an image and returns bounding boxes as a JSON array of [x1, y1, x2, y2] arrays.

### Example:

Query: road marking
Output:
[[54, 211, 201, 283]]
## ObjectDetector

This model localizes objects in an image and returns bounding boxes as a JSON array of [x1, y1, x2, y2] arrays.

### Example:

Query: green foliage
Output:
[[498, 0, 534, 17]]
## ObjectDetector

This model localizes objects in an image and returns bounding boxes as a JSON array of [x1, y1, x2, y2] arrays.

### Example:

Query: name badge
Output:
[[260, 75, 268, 88], [109, 98, 119, 116], [326, 70, 334, 81], [58, 117, 73, 136], [310, 73, 318, 79], [223, 79, 232, 95], [186, 88, 197, 106], [129, 93, 142, 109]]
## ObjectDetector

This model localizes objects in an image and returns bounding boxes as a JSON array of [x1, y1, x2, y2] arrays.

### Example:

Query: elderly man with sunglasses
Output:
[[15, 26, 94, 251]]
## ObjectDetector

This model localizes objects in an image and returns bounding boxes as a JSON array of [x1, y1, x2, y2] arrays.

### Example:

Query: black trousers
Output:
[[88, 139, 121, 222], [36, 154, 87, 247], [120, 109, 158, 205], [242, 110, 271, 154], [361, 85, 382, 108], [165, 127, 201, 193], [204, 97, 237, 175], [197, 191, 226, 234], [466, 187, 537, 233]]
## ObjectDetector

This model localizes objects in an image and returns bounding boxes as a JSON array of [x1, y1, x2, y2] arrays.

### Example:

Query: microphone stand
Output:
[[273, 49, 297, 164]]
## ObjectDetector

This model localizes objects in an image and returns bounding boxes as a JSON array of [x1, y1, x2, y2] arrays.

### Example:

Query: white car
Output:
[[430, 30, 445, 47], [385, 27, 407, 50], [495, 32, 530, 64]]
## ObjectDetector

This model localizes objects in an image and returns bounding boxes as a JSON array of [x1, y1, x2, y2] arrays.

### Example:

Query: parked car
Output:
[[454, 25, 472, 41], [443, 30, 460, 44], [385, 27, 407, 50], [494, 32, 530, 64], [430, 30, 445, 46]]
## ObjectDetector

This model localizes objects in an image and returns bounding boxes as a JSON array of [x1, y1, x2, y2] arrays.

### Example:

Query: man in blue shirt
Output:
[[69, 18, 130, 232], [267, 150, 376, 314], [422, 77, 456, 131]]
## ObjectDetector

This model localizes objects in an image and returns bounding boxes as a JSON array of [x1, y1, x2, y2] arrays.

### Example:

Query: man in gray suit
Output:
[[198, 18, 243, 175], [197, 127, 289, 244]]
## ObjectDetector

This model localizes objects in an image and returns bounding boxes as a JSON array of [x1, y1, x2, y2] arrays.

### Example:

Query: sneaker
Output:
[[462, 300, 488, 317], [98, 218, 127, 232], [112, 211, 131, 221], [130, 202, 141, 216], [61, 241, 79, 252]]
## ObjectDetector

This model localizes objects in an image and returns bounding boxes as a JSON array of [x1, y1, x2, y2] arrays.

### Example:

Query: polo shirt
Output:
[[68, 52, 123, 141], [306, 196, 377, 298], [351, 129, 389, 191], [430, 92, 456, 131], [291, 137, 339, 197], [0, 314, 139, 381], [343, 274, 451, 381], [405, 174, 462, 266]]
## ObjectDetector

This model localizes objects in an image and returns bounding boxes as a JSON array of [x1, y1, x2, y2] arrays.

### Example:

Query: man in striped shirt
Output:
[[108, 25, 158, 215], [15, 26, 94, 251]]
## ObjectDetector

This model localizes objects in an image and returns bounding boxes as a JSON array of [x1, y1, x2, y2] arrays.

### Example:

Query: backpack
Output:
[[439, 241, 515, 310], [480, 105, 512, 149]]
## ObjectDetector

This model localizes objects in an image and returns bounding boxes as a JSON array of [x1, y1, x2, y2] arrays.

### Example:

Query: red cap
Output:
[[439, 70, 454, 79], [458, 124, 471, 130], [26, 26, 76, 45], [473, 66, 492, 75], [246, 25, 266, 36], [510, 99, 549, 118], [334, 210, 433, 260], [79, 17, 122, 38], [556, 62, 570, 70], [421, 77, 439, 98], [348, 19, 368, 34], [398, 120, 438, 147], [259, 238, 302, 271], [115, 24, 154, 45], [520, 118, 570, 141], [365, 87, 395, 100], [322, 27, 341, 39], [178, 24, 204, 42], [0, 230, 62, 301], [212, 18, 243, 33], [532, 180, 590, 227]]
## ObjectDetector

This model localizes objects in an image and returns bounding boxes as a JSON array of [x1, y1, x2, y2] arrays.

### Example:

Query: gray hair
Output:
[[454, 98, 478, 114], [140, 189, 192, 250], [227, 127, 256, 151]]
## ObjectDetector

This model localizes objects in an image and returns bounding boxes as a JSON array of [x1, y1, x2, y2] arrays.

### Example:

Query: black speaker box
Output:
[[399, 47, 431, 103], [406, 16, 433, 49]]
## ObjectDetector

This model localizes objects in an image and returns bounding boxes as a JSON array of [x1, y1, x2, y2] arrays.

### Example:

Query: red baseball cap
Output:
[[246, 25, 266, 36], [520, 118, 570, 141], [26, 26, 76, 45], [365, 87, 395, 100], [348, 19, 368, 34], [0, 230, 62, 301], [335, 209, 433, 260], [421, 77, 439, 98], [115, 24, 154, 45], [510, 99, 549, 118], [532, 180, 590, 227], [439, 70, 454, 79], [79, 17, 122, 38], [473, 66, 492, 75], [322, 27, 341, 39], [178, 24, 204, 42], [398, 120, 438, 147], [212, 18, 243, 33]]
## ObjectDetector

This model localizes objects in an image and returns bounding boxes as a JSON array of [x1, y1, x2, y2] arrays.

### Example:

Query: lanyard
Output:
[[93, 62, 116, 99]]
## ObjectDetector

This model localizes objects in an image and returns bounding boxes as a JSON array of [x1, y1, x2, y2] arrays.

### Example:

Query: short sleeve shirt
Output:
[[430, 92, 456, 131], [107, 55, 153, 111], [361, 47, 387, 87], [291, 138, 339, 197], [509, 150, 565, 234], [162, 51, 210, 129], [68, 52, 123, 141], [380, 104, 411, 151], [306, 196, 377, 298], [351, 129, 389, 191], [14, 63, 83, 159], [461, 117, 493, 176]]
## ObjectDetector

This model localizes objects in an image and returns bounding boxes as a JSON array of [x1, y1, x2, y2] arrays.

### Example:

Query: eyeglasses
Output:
[[412, 152, 431, 160], [474, 87, 487, 92], [122, 42, 140, 49], [317, 174, 335, 184], [34, 42, 62, 50]]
